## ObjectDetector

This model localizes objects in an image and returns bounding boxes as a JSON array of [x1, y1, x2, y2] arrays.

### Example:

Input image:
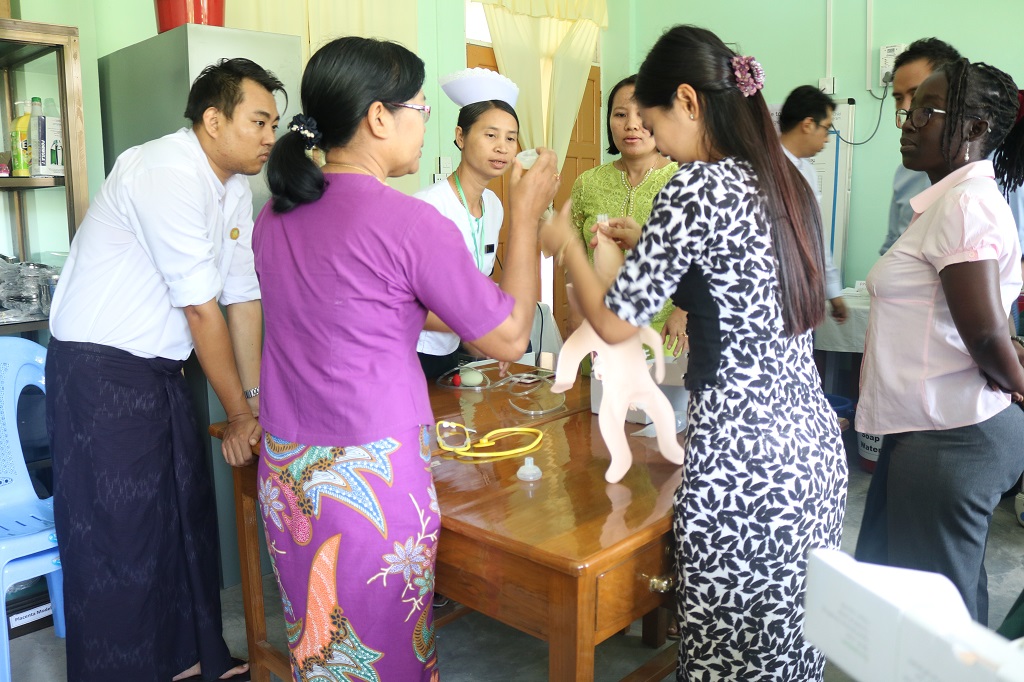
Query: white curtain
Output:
[[225, 0, 419, 65], [225, 0, 420, 193], [479, 0, 606, 171]]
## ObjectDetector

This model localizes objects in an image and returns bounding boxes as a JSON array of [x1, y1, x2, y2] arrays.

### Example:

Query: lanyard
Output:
[[453, 172, 486, 271]]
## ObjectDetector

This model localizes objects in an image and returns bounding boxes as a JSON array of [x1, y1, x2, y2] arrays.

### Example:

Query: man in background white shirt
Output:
[[46, 58, 283, 682], [779, 84, 847, 323]]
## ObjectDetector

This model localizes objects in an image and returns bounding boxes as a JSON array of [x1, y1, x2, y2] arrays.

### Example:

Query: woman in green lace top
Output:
[[569, 75, 686, 350]]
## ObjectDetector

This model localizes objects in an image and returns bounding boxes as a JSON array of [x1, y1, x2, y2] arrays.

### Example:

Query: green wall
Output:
[[612, 0, 1024, 285], [16, 0, 1024, 279], [13, 0, 106, 204], [16, 0, 467, 196], [417, 0, 469, 190]]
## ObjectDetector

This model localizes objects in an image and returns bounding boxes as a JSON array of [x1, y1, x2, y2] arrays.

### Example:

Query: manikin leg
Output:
[[551, 324, 598, 393], [598, 396, 635, 483], [640, 389, 686, 465]]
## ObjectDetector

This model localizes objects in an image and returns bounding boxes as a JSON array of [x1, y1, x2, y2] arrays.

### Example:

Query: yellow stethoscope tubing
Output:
[[435, 422, 543, 459]]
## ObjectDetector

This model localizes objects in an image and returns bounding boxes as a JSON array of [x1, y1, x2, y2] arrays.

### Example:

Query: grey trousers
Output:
[[854, 405, 1024, 623]]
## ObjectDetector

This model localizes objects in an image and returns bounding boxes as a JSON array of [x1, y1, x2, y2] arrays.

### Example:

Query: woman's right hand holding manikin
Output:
[[591, 216, 642, 251]]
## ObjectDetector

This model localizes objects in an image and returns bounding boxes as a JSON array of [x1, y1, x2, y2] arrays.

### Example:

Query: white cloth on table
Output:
[[813, 288, 870, 353]]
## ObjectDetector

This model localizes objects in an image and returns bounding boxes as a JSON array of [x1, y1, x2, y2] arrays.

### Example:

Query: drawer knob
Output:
[[646, 574, 675, 593]]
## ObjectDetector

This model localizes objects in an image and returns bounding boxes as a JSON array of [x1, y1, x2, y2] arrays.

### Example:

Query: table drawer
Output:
[[594, 535, 673, 641]]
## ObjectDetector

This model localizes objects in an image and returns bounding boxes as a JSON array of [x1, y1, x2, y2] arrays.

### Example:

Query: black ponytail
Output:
[[267, 130, 325, 213], [941, 59, 1023, 194], [266, 36, 425, 213], [994, 100, 1024, 194]]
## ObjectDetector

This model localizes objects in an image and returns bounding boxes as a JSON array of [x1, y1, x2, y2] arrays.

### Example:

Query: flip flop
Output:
[[175, 657, 251, 682]]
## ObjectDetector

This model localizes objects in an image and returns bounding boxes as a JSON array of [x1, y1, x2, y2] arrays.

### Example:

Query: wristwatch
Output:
[[243, 386, 260, 399]]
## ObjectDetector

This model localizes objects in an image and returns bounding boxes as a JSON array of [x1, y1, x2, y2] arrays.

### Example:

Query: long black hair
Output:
[[454, 100, 518, 150], [267, 37, 425, 213], [940, 58, 1024, 194], [634, 25, 825, 336]]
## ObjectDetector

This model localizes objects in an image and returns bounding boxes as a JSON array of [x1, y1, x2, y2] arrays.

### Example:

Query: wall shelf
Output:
[[0, 18, 87, 336]]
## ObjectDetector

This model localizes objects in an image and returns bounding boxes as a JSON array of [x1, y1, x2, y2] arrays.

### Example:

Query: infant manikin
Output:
[[551, 232, 686, 483]]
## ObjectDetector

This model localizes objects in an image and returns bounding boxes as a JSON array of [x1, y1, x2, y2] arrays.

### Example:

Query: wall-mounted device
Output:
[[879, 44, 907, 88]]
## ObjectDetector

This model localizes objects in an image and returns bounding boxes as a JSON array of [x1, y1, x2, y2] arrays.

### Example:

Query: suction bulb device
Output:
[[516, 148, 539, 170], [517, 456, 542, 481]]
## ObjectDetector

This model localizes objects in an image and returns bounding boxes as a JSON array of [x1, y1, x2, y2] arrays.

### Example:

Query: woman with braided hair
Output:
[[856, 58, 1024, 624]]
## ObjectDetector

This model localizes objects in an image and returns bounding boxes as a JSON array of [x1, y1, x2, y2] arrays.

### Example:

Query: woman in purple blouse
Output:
[[252, 37, 559, 682]]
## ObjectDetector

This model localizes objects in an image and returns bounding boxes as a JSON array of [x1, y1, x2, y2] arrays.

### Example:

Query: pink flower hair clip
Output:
[[731, 55, 765, 98]]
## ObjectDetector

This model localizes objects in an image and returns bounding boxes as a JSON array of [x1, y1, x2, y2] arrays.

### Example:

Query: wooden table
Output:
[[212, 364, 681, 682]]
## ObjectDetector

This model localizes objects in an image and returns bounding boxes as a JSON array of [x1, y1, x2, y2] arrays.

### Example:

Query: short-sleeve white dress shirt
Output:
[[50, 128, 260, 360], [857, 160, 1022, 435]]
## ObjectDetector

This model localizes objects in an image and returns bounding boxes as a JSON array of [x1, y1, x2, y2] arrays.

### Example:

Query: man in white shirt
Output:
[[878, 38, 962, 255], [779, 84, 847, 323], [46, 58, 283, 682]]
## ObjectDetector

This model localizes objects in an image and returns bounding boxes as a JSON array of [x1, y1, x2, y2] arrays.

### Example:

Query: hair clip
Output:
[[731, 55, 765, 98], [288, 113, 322, 150]]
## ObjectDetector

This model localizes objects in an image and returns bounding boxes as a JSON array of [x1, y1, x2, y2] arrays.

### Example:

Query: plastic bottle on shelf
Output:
[[29, 96, 63, 177], [28, 97, 46, 177], [10, 100, 30, 177]]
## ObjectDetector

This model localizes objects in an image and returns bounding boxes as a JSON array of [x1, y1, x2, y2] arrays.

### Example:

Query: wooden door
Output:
[[553, 65, 600, 340], [466, 45, 600, 340]]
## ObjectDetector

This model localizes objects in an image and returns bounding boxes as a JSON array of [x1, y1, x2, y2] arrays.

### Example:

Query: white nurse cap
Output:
[[439, 68, 519, 108]]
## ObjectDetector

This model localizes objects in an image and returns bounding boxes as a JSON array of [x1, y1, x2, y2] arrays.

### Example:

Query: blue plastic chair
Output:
[[0, 337, 65, 682]]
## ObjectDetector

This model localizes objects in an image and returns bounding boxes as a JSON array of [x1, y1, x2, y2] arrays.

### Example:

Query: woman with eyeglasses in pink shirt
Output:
[[856, 57, 1024, 625]]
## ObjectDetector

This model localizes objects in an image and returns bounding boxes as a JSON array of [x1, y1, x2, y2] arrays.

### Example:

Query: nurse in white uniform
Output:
[[416, 69, 521, 378]]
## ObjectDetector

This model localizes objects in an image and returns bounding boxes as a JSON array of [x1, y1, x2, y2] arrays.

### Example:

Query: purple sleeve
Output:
[[402, 203, 514, 341]]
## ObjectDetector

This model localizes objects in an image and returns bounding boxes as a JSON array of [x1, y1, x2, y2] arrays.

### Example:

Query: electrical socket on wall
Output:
[[819, 77, 836, 95], [880, 44, 907, 88]]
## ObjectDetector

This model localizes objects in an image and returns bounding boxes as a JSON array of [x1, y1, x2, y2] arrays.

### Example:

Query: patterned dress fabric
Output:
[[258, 425, 439, 682], [570, 161, 678, 329], [45, 338, 235, 682], [605, 158, 848, 681]]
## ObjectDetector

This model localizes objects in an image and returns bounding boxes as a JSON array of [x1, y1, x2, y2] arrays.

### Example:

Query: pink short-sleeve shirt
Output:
[[857, 161, 1022, 435]]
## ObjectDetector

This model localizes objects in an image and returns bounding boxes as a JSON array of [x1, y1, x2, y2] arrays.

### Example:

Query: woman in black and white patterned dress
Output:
[[543, 25, 848, 681]]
